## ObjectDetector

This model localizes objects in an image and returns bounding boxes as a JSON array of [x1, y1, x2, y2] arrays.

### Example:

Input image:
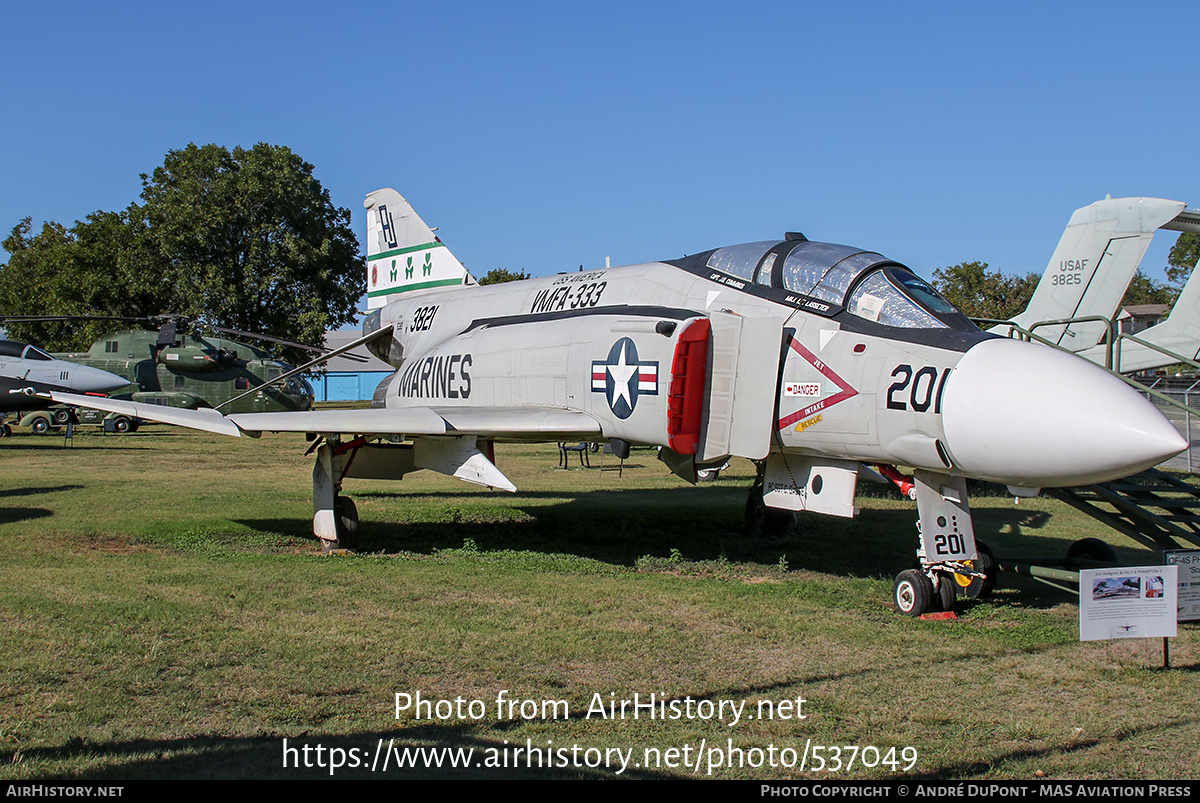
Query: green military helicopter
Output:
[[6, 315, 321, 419]]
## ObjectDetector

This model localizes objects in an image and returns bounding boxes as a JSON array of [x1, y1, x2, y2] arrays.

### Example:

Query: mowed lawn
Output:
[[0, 427, 1196, 780]]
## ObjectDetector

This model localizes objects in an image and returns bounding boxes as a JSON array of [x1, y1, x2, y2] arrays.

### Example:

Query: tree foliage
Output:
[[0, 143, 362, 360], [930, 261, 1038, 321], [1167, 232, 1200, 287], [1119, 269, 1176, 308], [477, 268, 530, 285]]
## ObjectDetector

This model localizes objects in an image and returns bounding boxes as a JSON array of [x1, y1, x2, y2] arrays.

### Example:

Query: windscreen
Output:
[[846, 269, 951, 329]]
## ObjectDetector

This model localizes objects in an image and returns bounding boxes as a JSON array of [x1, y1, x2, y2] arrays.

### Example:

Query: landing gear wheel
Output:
[[31, 418, 50, 435], [957, 540, 998, 600], [744, 483, 795, 537], [894, 569, 934, 616], [335, 496, 359, 550], [1066, 537, 1117, 564], [934, 572, 957, 612]]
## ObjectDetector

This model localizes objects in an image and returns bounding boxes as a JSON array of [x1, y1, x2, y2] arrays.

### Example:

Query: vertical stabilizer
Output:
[[995, 197, 1186, 349], [364, 188, 475, 309], [1077, 253, 1200, 372]]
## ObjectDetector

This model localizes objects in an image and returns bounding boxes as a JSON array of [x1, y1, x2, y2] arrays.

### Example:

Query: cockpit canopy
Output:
[[699, 238, 971, 330], [0, 341, 54, 361]]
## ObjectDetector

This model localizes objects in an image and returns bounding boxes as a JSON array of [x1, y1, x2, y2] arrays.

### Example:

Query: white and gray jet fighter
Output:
[[45, 188, 1188, 616], [0, 340, 127, 413]]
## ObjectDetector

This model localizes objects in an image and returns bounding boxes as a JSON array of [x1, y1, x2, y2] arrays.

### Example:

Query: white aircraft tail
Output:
[[994, 197, 1188, 349], [1078, 252, 1200, 373], [364, 188, 476, 309]]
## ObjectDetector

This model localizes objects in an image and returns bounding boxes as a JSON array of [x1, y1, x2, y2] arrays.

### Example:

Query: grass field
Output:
[[0, 427, 1196, 780]]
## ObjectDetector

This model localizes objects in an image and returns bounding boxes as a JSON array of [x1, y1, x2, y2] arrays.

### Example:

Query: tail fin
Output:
[[1078, 252, 1200, 373], [364, 188, 476, 309], [994, 197, 1187, 349]]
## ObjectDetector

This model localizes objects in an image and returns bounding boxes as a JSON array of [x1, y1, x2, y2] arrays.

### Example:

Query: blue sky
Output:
[[2, 1, 1197, 295]]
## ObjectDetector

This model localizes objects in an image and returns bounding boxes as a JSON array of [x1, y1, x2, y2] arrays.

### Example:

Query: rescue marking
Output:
[[795, 414, 823, 432]]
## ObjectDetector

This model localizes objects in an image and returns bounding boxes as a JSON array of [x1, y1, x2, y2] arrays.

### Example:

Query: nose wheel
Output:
[[893, 570, 934, 616], [893, 569, 962, 616]]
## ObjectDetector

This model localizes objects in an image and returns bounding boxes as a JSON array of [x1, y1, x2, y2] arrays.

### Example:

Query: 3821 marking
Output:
[[886, 365, 951, 413], [409, 305, 439, 332]]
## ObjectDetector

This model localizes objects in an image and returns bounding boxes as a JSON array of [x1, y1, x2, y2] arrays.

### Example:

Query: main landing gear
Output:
[[745, 469, 796, 537]]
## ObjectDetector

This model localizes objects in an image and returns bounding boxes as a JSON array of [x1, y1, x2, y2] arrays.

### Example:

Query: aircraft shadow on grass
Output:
[[0, 484, 83, 525], [0, 484, 84, 497], [232, 483, 1099, 609], [0, 506, 53, 525]]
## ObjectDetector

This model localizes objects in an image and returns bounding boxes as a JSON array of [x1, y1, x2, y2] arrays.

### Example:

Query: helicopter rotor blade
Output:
[[205, 325, 369, 363]]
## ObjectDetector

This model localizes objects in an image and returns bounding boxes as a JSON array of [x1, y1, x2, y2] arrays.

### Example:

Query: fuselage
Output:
[[363, 237, 1185, 489], [0, 340, 127, 411]]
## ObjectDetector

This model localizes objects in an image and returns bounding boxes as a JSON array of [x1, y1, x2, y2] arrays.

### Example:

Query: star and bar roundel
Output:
[[592, 338, 658, 419]]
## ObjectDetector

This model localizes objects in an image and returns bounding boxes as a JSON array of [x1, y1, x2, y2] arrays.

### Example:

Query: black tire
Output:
[[335, 496, 359, 549], [52, 408, 71, 425], [744, 483, 795, 537], [958, 540, 998, 600], [1066, 537, 1118, 564], [935, 572, 957, 612], [697, 468, 720, 482], [976, 541, 998, 598], [112, 417, 132, 434], [0, 424, 11, 437], [31, 418, 51, 435], [894, 569, 934, 616]]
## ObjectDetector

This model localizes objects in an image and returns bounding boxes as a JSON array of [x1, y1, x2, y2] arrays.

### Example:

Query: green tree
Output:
[[931, 261, 1038, 321], [0, 143, 362, 361], [1166, 232, 1200, 286], [477, 268, 530, 285], [134, 143, 362, 355], [1119, 268, 1176, 307]]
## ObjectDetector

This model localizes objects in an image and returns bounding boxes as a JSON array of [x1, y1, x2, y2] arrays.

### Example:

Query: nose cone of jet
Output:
[[940, 339, 1186, 487], [71, 365, 129, 394]]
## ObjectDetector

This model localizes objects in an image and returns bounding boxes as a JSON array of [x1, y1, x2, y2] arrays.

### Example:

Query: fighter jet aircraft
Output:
[[44, 188, 1188, 616], [0, 340, 127, 430]]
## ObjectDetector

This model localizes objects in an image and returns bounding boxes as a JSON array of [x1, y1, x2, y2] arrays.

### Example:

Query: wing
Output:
[[42, 391, 601, 440], [228, 405, 601, 439], [43, 391, 243, 437]]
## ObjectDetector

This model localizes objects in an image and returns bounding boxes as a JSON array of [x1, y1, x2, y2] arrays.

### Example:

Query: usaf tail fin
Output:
[[994, 197, 1188, 349], [364, 188, 476, 309]]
